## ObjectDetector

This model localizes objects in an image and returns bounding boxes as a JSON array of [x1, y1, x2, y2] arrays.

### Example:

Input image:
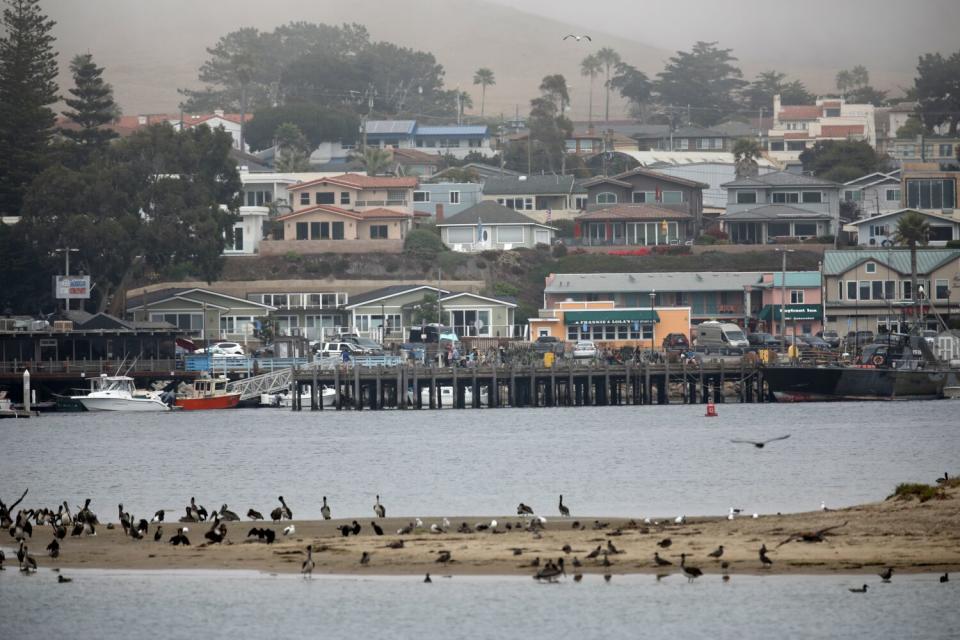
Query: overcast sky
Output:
[[487, 0, 958, 72]]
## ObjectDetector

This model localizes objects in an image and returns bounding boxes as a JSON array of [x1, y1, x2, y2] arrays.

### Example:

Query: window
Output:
[[790, 290, 804, 304], [736, 191, 757, 204], [580, 140, 594, 152], [794, 222, 818, 236], [869, 224, 888, 238], [872, 281, 884, 300], [413, 191, 430, 203], [907, 179, 956, 209], [332, 221, 344, 240], [469, 139, 482, 148], [151, 313, 203, 332], [936, 279, 949, 299], [769, 141, 785, 151], [565, 139, 577, 151], [939, 144, 955, 158], [296, 222, 308, 240], [772, 192, 800, 204], [847, 281, 858, 300], [567, 325, 579, 340], [500, 197, 533, 210], [844, 190, 863, 202], [449, 191, 460, 204], [315, 192, 335, 205], [632, 191, 654, 203], [220, 316, 254, 335], [885, 188, 901, 202], [801, 191, 822, 204], [496, 226, 524, 243], [596, 192, 618, 204], [310, 222, 321, 239], [244, 190, 272, 206], [370, 225, 388, 239], [661, 191, 683, 204], [884, 281, 896, 300], [447, 227, 474, 243], [902, 280, 912, 300], [299, 192, 310, 206], [318, 222, 330, 239], [231, 227, 243, 251], [865, 262, 876, 273], [825, 108, 841, 117], [768, 222, 790, 237], [786, 141, 806, 151], [574, 195, 588, 209], [387, 189, 406, 203], [340, 141, 355, 150], [340, 192, 350, 206], [859, 281, 871, 300]]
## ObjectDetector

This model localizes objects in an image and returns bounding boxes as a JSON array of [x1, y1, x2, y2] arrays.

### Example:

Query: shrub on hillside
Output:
[[404, 228, 447, 260]]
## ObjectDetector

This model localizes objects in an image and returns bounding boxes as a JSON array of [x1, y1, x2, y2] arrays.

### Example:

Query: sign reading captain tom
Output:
[[55, 275, 91, 299]]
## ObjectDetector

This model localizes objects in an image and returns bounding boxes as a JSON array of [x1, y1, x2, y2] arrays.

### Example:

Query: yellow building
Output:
[[529, 300, 691, 349]]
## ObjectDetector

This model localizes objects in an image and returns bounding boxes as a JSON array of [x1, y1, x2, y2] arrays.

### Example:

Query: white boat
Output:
[[415, 385, 489, 407], [261, 385, 337, 408], [71, 375, 170, 412]]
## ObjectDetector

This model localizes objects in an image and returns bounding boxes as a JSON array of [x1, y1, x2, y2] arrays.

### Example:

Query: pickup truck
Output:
[[317, 342, 366, 359]]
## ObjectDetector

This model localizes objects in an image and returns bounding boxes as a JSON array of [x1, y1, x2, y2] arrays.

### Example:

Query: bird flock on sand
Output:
[[1, 468, 954, 589]]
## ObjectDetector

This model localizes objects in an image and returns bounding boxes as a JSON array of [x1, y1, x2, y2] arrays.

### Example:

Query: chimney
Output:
[[772, 94, 782, 126], [137, 115, 147, 126], [435, 203, 444, 224], [214, 108, 224, 118]]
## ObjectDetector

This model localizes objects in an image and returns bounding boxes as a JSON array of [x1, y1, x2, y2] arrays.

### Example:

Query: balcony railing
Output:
[[356, 200, 408, 207]]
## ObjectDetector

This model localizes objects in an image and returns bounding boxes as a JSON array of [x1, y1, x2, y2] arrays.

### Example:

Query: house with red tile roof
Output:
[[258, 173, 419, 255], [767, 95, 876, 166]]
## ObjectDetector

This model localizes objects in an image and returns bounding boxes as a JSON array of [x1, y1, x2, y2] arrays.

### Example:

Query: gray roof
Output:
[[822, 249, 960, 276], [633, 126, 730, 139], [439, 201, 553, 227], [345, 285, 447, 308], [546, 272, 766, 294], [722, 171, 841, 189], [365, 120, 417, 135], [483, 174, 577, 196], [719, 204, 833, 221], [711, 121, 759, 138]]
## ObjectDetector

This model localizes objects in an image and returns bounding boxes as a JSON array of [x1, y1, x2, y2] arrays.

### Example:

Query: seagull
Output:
[[558, 495, 570, 517], [373, 495, 386, 519], [879, 567, 894, 582], [730, 435, 791, 449], [848, 584, 868, 593], [283, 525, 295, 536], [563, 34, 592, 41], [674, 515, 686, 524]]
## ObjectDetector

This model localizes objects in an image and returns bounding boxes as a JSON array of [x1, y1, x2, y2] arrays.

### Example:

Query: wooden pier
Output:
[[286, 360, 768, 410]]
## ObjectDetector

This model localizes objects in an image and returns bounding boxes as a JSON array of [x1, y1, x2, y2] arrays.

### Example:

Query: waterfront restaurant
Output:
[[529, 300, 691, 349], [755, 271, 824, 335]]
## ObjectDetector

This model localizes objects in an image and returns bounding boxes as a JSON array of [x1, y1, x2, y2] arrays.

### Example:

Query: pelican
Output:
[[19, 546, 37, 573], [517, 503, 534, 516], [301, 545, 314, 578], [730, 434, 790, 449], [320, 496, 331, 521], [373, 495, 385, 519], [218, 505, 240, 522], [247, 509, 263, 520]]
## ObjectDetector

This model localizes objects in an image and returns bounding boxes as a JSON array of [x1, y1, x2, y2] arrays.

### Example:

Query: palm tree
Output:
[[359, 147, 392, 176], [835, 69, 853, 97], [732, 138, 763, 178], [894, 210, 931, 324], [457, 90, 473, 123], [580, 54, 602, 127], [595, 47, 621, 124], [473, 68, 495, 117]]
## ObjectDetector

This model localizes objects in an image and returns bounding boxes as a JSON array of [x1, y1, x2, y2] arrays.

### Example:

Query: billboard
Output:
[[55, 275, 91, 299]]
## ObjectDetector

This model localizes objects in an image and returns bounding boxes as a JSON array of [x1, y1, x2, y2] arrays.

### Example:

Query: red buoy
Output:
[[705, 402, 717, 417]]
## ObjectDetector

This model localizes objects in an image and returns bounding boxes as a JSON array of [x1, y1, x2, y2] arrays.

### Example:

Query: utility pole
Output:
[[55, 247, 79, 313], [437, 268, 443, 325], [456, 89, 462, 126], [360, 85, 374, 153]]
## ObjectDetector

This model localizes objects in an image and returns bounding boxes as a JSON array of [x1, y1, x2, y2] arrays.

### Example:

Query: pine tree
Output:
[[62, 52, 119, 148], [0, 0, 59, 215]]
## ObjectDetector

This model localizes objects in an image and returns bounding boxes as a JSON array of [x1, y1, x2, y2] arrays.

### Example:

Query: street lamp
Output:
[[54, 247, 79, 312], [917, 284, 925, 330], [774, 248, 795, 354]]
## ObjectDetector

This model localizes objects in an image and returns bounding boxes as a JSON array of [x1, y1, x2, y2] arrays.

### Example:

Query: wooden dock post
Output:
[[644, 362, 651, 405], [412, 365, 420, 409], [429, 366, 437, 409], [491, 365, 498, 408], [397, 366, 405, 409], [289, 373, 296, 412], [585, 370, 593, 406], [719, 360, 726, 403], [472, 367, 480, 409], [353, 364, 362, 410], [699, 366, 706, 403], [311, 365, 318, 410], [334, 366, 341, 410], [603, 365, 611, 406], [452, 364, 460, 409], [509, 366, 516, 408], [375, 368, 382, 410], [663, 359, 670, 404]]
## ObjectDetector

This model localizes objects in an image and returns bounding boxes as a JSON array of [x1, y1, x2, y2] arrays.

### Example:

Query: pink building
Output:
[[757, 271, 823, 335]]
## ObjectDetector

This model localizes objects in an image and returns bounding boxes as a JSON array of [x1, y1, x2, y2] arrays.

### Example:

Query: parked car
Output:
[[817, 329, 841, 348], [800, 334, 831, 350], [533, 335, 565, 354], [694, 321, 749, 351], [352, 337, 385, 354], [662, 332, 690, 352], [196, 342, 245, 357], [318, 342, 366, 359], [747, 332, 780, 348], [572, 340, 598, 359]]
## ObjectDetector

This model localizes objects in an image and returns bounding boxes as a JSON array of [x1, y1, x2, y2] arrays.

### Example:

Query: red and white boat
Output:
[[175, 376, 240, 410]]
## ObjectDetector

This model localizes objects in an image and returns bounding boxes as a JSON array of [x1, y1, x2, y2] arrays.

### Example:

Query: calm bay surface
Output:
[[1, 402, 957, 519]]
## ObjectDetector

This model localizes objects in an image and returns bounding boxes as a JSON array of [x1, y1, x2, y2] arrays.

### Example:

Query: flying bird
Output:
[[730, 435, 791, 449], [563, 34, 592, 41]]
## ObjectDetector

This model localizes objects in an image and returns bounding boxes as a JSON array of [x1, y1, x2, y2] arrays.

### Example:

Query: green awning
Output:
[[564, 309, 660, 325], [758, 304, 823, 321]]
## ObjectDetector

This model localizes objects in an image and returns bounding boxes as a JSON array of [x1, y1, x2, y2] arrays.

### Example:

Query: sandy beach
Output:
[[5, 481, 958, 578]]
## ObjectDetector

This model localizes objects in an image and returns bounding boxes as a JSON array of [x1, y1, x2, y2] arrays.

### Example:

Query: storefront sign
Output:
[[55, 275, 91, 299]]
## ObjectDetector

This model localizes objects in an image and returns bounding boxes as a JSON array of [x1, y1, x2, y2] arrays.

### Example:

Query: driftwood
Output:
[[776, 521, 848, 548], [0, 488, 29, 525]]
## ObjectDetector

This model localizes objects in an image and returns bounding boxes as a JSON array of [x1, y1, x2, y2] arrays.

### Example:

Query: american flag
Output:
[[546, 208, 552, 223]]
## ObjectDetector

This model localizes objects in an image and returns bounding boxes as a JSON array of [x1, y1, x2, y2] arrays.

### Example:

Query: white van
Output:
[[695, 321, 749, 352]]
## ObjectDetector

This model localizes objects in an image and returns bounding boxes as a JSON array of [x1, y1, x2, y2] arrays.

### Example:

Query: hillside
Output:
[[45, 0, 917, 119]]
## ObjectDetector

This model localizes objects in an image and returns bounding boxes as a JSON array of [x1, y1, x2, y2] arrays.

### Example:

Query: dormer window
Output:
[[866, 262, 876, 274], [596, 192, 617, 204]]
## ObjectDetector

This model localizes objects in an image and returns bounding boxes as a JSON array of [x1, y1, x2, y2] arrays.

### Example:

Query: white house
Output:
[[842, 171, 902, 219], [767, 95, 877, 165], [168, 110, 253, 152], [844, 208, 960, 247], [437, 201, 557, 252]]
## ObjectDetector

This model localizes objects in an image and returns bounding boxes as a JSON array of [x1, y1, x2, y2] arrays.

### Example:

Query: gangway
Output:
[[226, 367, 293, 401]]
